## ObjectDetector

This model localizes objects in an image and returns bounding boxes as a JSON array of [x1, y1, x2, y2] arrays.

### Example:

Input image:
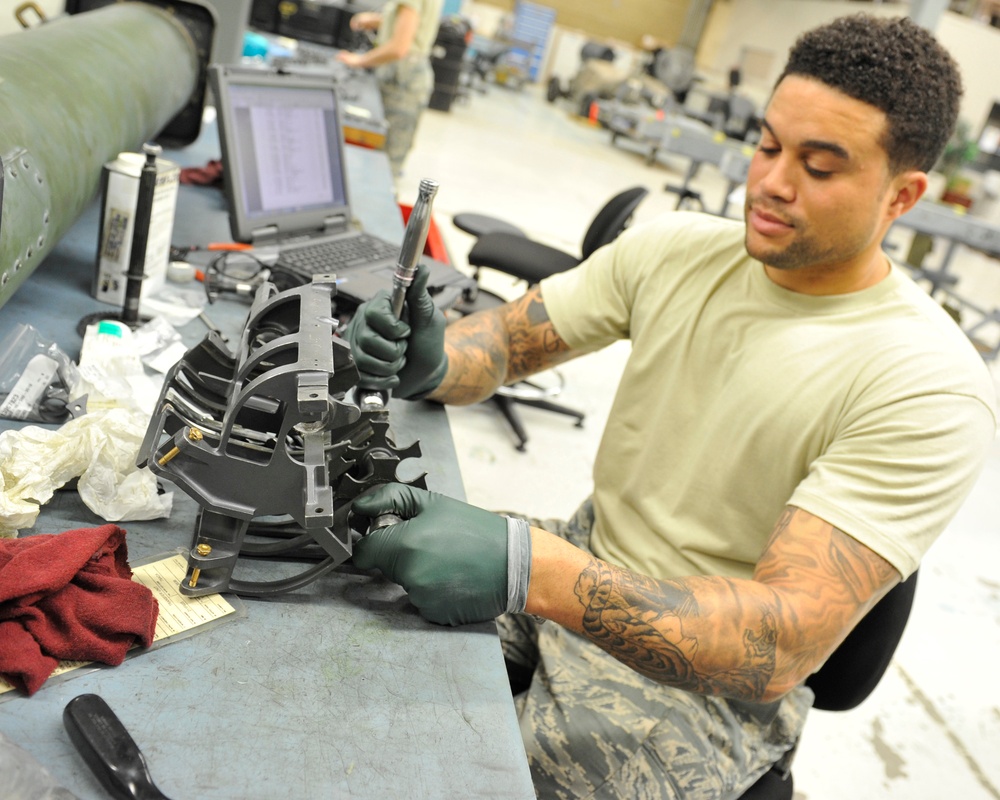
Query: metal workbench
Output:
[[0, 123, 534, 799]]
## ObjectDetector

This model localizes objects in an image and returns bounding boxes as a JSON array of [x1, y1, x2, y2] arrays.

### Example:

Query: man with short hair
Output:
[[345, 14, 997, 798]]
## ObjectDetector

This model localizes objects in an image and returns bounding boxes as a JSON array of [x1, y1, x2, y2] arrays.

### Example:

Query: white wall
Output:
[[460, 0, 508, 39], [698, 1, 903, 101], [698, 0, 1000, 135], [935, 11, 1000, 135]]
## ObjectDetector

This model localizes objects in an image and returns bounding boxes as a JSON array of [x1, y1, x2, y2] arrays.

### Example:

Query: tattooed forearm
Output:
[[433, 311, 508, 404], [431, 285, 576, 404], [560, 507, 900, 702], [575, 560, 779, 699]]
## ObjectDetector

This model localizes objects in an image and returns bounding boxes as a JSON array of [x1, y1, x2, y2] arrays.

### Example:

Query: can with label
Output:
[[93, 151, 180, 306]]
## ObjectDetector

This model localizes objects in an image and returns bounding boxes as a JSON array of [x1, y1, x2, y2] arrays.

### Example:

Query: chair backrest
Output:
[[739, 572, 919, 800], [724, 94, 759, 141], [580, 186, 649, 260], [806, 570, 918, 711], [580, 41, 615, 63]]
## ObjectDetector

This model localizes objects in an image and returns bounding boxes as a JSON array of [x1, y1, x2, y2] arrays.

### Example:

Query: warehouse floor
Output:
[[397, 80, 1000, 800]]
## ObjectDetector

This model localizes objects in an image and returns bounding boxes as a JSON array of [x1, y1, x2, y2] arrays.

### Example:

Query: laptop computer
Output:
[[209, 64, 472, 308]]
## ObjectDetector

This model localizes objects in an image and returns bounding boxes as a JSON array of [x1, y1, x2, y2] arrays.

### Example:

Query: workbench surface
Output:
[[0, 120, 534, 799]]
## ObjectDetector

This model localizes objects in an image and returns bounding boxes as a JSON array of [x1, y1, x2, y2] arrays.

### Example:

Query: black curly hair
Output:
[[778, 14, 963, 174]]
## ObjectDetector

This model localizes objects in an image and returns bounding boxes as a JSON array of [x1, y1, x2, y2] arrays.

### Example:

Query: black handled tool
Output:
[[122, 143, 161, 326], [64, 694, 174, 800]]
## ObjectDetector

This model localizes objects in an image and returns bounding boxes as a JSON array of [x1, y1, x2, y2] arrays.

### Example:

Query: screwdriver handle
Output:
[[64, 694, 172, 800]]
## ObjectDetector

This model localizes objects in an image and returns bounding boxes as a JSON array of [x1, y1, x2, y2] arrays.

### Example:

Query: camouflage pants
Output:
[[375, 54, 434, 179], [497, 499, 813, 799]]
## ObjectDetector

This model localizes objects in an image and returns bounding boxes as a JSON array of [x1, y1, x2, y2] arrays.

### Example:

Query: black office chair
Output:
[[738, 570, 920, 799], [451, 186, 649, 451]]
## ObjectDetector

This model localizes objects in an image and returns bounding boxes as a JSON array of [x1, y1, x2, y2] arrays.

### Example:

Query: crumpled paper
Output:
[[0, 407, 172, 537]]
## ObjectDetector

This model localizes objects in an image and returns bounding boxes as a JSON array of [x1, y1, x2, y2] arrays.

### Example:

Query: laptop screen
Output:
[[210, 65, 352, 244]]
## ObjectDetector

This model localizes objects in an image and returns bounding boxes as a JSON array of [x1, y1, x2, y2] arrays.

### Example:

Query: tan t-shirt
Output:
[[541, 211, 996, 581], [378, 0, 445, 58]]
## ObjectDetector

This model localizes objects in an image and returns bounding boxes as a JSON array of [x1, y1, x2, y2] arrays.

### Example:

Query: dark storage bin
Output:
[[429, 17, 471, 112]]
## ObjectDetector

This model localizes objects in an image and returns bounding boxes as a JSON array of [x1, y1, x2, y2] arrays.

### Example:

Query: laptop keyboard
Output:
[[278, 233, 400, 275]]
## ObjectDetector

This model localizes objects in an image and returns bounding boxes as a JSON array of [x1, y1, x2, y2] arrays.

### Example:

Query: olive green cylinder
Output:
[[0, 3, 200, 308]]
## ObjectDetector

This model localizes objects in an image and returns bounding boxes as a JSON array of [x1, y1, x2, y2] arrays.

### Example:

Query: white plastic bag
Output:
[[0, 324, 80, 423], [72, 320, 163, 416]]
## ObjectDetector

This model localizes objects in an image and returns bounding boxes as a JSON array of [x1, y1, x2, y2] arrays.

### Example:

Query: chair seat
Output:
[[453, 212, 526, 239], [467, 231, 581, 284]]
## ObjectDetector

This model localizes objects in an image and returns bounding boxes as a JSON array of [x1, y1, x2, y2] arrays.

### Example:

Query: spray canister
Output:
[[92, 146, 179, 306]]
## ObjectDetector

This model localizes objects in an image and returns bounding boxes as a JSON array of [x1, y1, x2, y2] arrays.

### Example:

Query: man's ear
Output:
[[886, 170, 928, 221]]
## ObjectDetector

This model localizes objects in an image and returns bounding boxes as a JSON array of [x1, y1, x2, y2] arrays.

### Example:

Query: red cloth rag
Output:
[[0, 525, 158, 695], [179, 159, 223, 186]]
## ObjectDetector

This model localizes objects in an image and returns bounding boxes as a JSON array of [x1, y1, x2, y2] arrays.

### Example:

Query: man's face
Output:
[[744, 76, 899, 288]]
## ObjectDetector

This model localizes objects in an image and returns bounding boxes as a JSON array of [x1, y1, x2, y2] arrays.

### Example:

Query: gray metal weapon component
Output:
[[137, 273, 426, 597]]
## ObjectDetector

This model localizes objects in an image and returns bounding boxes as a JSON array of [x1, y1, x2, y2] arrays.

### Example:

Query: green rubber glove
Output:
[[352, 484, 531, 626], [341, 263, 448, 400]]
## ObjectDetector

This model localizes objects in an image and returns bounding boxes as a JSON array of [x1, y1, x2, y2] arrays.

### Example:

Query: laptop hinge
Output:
[[323, 214, 348, 231], [250, 225, 280, 245]]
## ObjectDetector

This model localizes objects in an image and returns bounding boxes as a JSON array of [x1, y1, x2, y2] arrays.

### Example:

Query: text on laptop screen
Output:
[[227, 83, 347, 220]]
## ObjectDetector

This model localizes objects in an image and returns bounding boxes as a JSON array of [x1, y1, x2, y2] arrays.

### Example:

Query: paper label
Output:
[[0, 554, 236, 695]]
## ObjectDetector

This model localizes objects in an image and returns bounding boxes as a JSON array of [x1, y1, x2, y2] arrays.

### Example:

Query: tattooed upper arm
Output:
[[500, 285, 579, 383]]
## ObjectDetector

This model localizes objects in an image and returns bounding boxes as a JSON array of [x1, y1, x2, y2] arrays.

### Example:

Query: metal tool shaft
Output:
[[354, 176, 441, 412], [389, 178, 439, 319], [122, 143, 161, 324], [358, 178, 439, 532]]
